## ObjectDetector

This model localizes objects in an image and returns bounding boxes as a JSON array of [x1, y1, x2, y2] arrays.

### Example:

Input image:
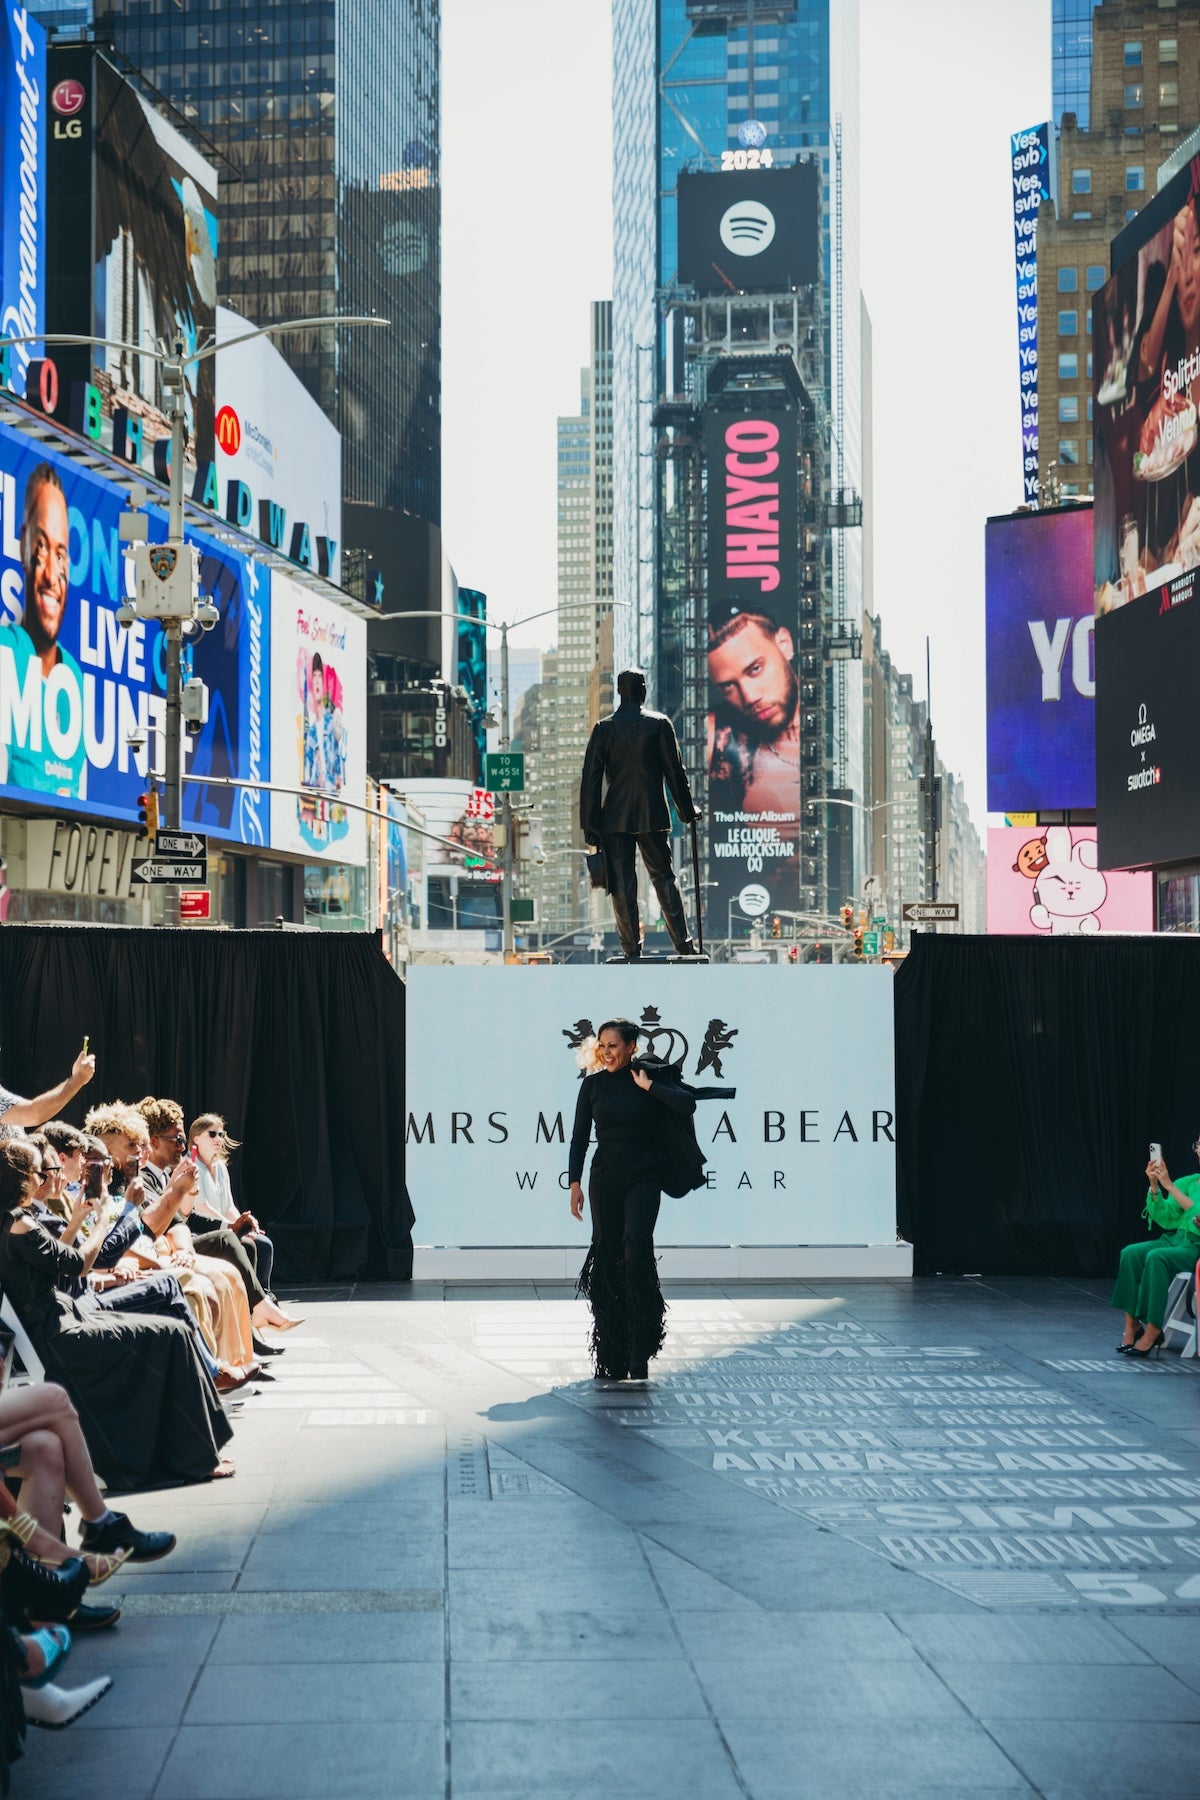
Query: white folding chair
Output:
[[0, 1293, 43, 1384], [1162, 1268, 1198, 1359]]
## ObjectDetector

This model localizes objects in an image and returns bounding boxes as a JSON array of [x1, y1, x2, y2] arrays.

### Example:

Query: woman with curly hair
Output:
[[568, 1019, 696, 1384]]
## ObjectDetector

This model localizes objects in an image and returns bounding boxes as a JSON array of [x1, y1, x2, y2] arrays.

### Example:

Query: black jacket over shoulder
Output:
[[580, 701, 698, 838]]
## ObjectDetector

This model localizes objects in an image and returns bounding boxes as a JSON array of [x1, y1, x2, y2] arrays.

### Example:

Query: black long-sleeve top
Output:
[[569, 1068, 697, 1183]]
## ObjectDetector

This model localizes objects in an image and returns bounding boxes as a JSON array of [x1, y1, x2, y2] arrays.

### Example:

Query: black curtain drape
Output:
[[895, 934, 1200, 1276], [0, 926, 413, 1283]]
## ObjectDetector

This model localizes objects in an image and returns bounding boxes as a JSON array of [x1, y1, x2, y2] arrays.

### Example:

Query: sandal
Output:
[[80, 1548, 131, 1587], [18, 1625, 71, 1689]]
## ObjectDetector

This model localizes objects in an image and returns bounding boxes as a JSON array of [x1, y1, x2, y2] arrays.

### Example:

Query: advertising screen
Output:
[[407, 965, 896, 1250], [1095, 584, 1200, 869], [985, 505, 1095, 812], [270, 573, 366, 865], [0, 419, 269, 843], [986, 825, 1153, 934], [455, 587, 487, 784], [677, 164, 820, 295], [46, 47, 218, 462], [1009, 124, 1052, 506], [0, 5, 46, 402], [215, 307, 342, 584], [704, 403, 801, 940], [1092, 159, 1200, 613]]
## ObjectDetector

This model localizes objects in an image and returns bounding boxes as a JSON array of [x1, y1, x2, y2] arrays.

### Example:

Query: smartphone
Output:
[[189, 1144, 198, 1165], [83, 1159, 104, 1201], [81, 1034, 89, 1056], [1150, 1142, 1163, 1164]]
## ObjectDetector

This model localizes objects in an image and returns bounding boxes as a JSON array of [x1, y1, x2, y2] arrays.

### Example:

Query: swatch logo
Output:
[[719, 201, 776, 257]]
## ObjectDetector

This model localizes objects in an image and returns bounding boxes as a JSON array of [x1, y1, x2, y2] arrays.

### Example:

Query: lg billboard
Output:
[[985, 505, 1094, 814], [677, 164, 819, 295]]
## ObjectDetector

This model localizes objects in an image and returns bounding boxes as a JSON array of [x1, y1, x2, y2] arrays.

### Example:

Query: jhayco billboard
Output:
[[985, 505, 1094, 813], [1010, 123, 1052, 506], [986, 825, 1153, 935], [0, 420, 269, 844], [704, 405, 801, 939], [0, 6, 46, 402]]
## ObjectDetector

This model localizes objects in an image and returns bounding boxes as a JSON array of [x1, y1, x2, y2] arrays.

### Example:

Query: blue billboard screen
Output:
[[0, 6, 47, 402], [986, 504, 1096, 813], [1010, 122, 1053, 506], [0, 419, 270, 841]]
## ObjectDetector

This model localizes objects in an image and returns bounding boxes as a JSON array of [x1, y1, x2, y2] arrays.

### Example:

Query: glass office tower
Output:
[[612, 0, 865, 910], [1053, 0, 1101, 128], [81, 0, 440, 523]]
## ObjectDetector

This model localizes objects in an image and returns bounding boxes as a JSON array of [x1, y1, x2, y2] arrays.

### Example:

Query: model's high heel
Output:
[[1126, 1330, 1164, 1358], [1117, 1319, 1143, 1351]]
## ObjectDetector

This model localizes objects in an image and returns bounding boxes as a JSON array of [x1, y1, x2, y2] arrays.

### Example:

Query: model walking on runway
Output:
[[569, 1019, 697, 1382]]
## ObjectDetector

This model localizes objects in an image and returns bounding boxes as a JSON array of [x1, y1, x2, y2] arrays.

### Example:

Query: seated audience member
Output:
[[0, 1138, 234, 1491], [189, 1112, 279, 1296], [1112, 1138, 1200, 1355], [0, 1049, 94, 1138], [22, 1135, 228, 1386], [140, 1098, 300, 1337], [29, 1124, 83, 1224]]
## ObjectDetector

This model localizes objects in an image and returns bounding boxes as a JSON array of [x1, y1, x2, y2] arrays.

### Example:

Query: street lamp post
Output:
[[0, 315, 388, 924]]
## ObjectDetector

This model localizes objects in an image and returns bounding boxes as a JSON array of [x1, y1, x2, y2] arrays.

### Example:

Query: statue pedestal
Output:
[[604, 953, 711, 965]]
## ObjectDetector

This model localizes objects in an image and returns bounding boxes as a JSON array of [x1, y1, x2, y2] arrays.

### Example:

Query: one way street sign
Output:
[[155, 830, 206, 859], [901, 901, 959, 923], [132, 859, 207, 885]]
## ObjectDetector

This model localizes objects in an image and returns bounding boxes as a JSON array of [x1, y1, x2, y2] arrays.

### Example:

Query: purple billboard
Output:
[[985, 504, 1095, 813]]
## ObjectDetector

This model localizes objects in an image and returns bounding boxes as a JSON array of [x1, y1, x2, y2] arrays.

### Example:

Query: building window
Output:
[[1086, 265, 1106, 291], [1159, 37, 1178, 62], [1059, 352, 1079, 380], [1125, 83, 1144, 107], [1087, 395, 1094, 422], [1073, 212, 1092, 221], [1059, 395, 1079, 423], [1124, 40, 1142, 65], [1058, 267, 1078, 293], [1087, 352, 1093, 378], [1072, 168, 1091, 194], [1058, 309, 1078, 336], [1127, 166, 1145, 191], [1160, 79, 1179, 106], [1059, 441, 1080, 466]]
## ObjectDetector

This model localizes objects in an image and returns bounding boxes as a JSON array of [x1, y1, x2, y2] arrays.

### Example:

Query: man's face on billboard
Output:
[[22, 479, 69, 655], [708, 620, 798, 738]]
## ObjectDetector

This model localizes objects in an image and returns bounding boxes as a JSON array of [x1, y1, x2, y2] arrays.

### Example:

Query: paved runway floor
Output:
[[17, 1274, 1200, 1798]]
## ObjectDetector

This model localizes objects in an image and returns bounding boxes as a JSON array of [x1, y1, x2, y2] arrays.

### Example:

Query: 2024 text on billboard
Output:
[[0, 317, 386, 917]]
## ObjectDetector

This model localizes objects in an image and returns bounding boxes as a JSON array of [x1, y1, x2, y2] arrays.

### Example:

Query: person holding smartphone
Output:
[[1111, 1134, 1200, 1355], [0, 1044, 95, 1134]]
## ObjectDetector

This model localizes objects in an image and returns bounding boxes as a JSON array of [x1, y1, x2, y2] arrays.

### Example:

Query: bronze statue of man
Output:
[[580, 668, 700, 960]]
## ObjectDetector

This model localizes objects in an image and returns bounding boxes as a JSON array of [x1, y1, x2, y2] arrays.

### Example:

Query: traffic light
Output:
[[840, 902, 853, 932], [137, 788, 159, 836], [771, 915, 781, 939], [787, 944, 799, 964], [853, 925, 864, 957]]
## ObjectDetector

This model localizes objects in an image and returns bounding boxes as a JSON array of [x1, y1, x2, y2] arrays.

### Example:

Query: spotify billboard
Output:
[[676, 163, 820, 294]]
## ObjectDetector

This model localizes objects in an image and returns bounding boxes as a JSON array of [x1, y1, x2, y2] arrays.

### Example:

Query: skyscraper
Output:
[[612, 0, 866, 926], [81, 0, 440, 525], [1054, 0, 1102, 128]]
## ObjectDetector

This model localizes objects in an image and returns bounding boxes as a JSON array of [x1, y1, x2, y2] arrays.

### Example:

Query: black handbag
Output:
[[584, 846, 609, 893]]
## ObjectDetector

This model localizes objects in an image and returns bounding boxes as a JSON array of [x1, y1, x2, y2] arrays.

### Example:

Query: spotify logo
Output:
[[719, 200, 777, 256]]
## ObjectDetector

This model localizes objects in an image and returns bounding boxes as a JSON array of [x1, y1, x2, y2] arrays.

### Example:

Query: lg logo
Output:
[[719, 201, 776, 257]]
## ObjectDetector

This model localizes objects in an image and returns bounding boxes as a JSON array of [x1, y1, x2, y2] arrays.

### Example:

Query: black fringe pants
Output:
[[576, 1153, 666, 1379]]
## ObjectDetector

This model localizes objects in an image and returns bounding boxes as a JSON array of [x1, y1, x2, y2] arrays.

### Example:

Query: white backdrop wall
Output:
[[406, 966, 897, 1249]]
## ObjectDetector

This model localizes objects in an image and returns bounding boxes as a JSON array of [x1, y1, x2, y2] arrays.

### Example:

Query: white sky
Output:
[[442, 0, 1053, 823]]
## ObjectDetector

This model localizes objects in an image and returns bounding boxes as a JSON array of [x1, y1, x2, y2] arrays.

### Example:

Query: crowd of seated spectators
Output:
[[0, 1046, 301, 1781]]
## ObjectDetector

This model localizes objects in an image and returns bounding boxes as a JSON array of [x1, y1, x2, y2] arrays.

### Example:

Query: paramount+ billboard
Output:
[[677, 164, 819, 294], [704, 403, 800, 940]]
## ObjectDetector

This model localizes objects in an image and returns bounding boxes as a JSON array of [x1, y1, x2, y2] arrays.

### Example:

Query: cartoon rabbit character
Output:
[[1029, 828, 1108, 934]]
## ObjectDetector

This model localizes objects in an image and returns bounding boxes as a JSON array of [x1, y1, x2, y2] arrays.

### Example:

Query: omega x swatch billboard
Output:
[[677, 164, 820, 295], [0, 419, 270, 844], [985, 505, 1094, 813], [1095, 582, 1200, 869], [406, 965, 897, 1251], [705, 403, 801, 939]]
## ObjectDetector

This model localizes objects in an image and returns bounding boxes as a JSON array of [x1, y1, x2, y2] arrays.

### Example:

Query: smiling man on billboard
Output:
[[0, 461, 86, 797]]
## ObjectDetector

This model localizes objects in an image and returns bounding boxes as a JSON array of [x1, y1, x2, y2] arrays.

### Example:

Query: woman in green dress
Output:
[[1111, 1140, 1200, 1356]]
